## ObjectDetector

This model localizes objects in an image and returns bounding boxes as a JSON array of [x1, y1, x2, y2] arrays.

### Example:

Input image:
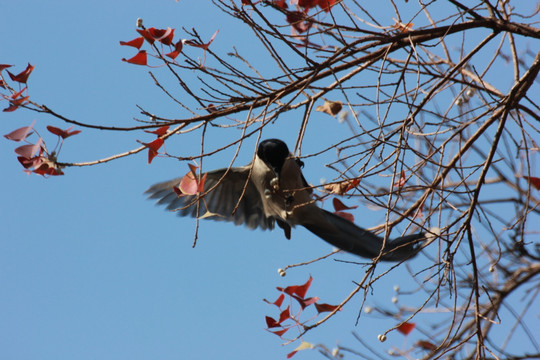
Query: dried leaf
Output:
[[287, 342, 313, 358], [323, 178, 359, 195], [315, 100, 342, 117]]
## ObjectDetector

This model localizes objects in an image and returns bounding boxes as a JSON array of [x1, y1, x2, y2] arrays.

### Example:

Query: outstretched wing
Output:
[[145, 166, 275, 230]]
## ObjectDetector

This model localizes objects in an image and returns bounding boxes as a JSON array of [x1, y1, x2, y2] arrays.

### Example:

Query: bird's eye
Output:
[[295, 158, 305, 168]]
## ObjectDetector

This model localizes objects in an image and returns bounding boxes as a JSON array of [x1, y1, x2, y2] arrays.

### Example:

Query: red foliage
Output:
[[523, 175, 540, 191], [122, 50, 148, 66], [0, 64, 13, 71], [314, 302, 340, 313], [286, 11, 312, 34], [397, 322, 416, 335], [265, 275, 340, 350], [119, 37, 145, 49], [144, 125, 169, 136], [7, 63, 35, 84], [15, 140, 42, 159], [3, 87, 29, 112], [416, 340, 437, 351], [148, 27, 175, 45], [144, 138, 164, 164], [47, 125, 81, 139], [184, 30, 219, 51], [174, 164, 207, 196], [4, 121, 35, 142], [277, 275, 313, 298], [332, 198, 358, 211]]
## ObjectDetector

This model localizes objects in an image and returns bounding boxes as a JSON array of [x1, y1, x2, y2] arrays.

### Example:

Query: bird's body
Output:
[[146, 139, 429, 261]]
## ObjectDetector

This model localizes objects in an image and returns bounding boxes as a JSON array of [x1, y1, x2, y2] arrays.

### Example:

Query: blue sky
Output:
[[1, 1, 538, 359]]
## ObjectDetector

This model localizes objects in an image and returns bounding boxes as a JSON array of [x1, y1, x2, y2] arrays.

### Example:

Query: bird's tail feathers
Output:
[[303, 209, 429, 261]]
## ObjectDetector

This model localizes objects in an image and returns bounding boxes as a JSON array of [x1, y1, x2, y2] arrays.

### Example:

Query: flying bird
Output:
[[146, 139, 430, 261]]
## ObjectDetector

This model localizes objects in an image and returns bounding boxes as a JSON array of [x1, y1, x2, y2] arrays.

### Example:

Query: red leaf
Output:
[[277, 275, 313, 298], [165, 50, 180, 60], [136, 29, 155, 44], [397, 322, 416, 335], [286, 350, 297, 359], [296, 0, 318, 9], [314, 302, 340, 313], [0, 64, 13, 71], [3, 87, 29, 112], [416, 340, 437, 351], [119, 37, 145, 49], [265, 316, 280, 328], [523, 176, 540, 191], [332, 198, 358, 211], [271, 328, 289, 337], [273, 0, 288, 9], [335, 211, 354, 222], [122, 50, 148, 66], [18, 155, 43, 169], [0, 79, 6, 89], [175, 164, 206, 195], [33, 161, 64, 176], [46, 125, 81, 139], [278, 306, 290, 324], [274, 293, 285, 307], [4, 120, 35, 142], [286, 11, 312, 34], [317, 0, 336, 12], [148, 27, 175, 45], [292, 295, 319, 309], [184, 30, 219, 51], [7, 63, 35, 83], [144, 125, 169, 136], [263, 293, 286, 307], [144, 138, 164, 164], [15, 138, 42, 159]]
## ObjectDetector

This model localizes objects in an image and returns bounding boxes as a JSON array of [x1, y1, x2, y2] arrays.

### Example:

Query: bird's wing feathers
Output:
[[145, 166, 274, 230], [302, 208, 426, 261]]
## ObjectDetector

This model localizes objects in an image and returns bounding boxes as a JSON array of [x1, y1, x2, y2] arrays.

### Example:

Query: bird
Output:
[[145, 138, 430, 261]]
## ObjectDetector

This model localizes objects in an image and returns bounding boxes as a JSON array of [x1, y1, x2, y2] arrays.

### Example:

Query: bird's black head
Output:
[[257, 139, 290, 175]]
